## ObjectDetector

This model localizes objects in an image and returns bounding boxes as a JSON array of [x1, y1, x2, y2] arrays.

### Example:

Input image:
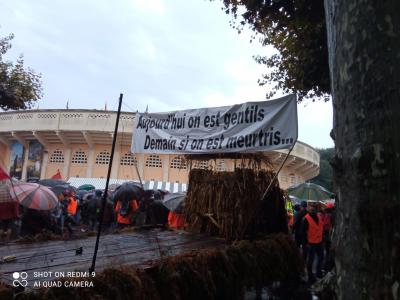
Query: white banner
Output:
[[131, 95, 297, 154]]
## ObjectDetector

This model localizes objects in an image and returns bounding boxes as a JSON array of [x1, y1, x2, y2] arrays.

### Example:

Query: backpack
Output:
[[119, 199, 131, 217]]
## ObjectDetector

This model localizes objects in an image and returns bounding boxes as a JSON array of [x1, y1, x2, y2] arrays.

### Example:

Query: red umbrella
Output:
[[0, 165, 10, 180], [0, 183, 19, 220], [10, 183, 58, 210]]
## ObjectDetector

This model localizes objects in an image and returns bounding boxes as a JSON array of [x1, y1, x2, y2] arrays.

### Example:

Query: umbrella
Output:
[[50, 184, 76, 197], [77, 184, 96, 191], [113, 182, 143, 203], [0, 166, 10, 180], [38, 178, 68, 187], [288, 182, 334, 201], [162, 192, 186, 213], [108, 183, 121, 192], [0, 183, 19, 220], [289, 195, 302, 205], [75, 189, 90, 199], [10, 183, 58, 210]]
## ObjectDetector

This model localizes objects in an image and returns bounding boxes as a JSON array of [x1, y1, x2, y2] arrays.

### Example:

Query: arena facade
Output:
[[0, 109, 319, 189]]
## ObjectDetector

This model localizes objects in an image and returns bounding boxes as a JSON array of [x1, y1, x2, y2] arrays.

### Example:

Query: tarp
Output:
[[131, 95, 297, 154]]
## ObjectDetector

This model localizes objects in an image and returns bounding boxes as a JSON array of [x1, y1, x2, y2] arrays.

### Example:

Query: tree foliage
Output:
[[217, 0, 330, 101], [311, 147, 334, 190], [0, 32, 42, 110]]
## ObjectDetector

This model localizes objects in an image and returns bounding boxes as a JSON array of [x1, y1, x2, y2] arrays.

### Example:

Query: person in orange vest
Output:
[[67, 191, 78, 217], [115, 198, 138, 229], [167, 211, 186, 230], [302, 201, 324, 284], [321, 203, 335, 271]]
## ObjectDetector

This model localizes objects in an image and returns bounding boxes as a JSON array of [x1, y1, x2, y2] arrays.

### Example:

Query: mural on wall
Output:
[[27, 140, 43, 180], [9, 141, 24, 179]]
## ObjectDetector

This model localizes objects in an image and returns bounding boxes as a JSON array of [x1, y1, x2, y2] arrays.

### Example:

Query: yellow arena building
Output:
[[0, 109, 319, 190]]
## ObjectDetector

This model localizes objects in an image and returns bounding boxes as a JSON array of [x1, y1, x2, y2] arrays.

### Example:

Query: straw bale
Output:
[[184, 167, 288, 240]]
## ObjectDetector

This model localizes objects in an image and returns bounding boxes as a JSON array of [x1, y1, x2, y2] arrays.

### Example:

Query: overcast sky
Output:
[[0, 0, 333, 148]]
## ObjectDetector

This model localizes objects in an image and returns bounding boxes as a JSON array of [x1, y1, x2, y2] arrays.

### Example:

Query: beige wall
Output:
[[69, 144, 89, 178], [118, 146, 140, 180], [92, 145, 111, 178], [168, 155, 189, 183], [45, 144, 65, 179], [143, 154, 164, 181]]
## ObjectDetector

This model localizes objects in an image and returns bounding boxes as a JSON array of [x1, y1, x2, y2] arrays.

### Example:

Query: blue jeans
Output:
[[307, 243, 324, 279]]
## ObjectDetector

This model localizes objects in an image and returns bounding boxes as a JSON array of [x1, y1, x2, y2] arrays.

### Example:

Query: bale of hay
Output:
[[184, 168, 288, 240]]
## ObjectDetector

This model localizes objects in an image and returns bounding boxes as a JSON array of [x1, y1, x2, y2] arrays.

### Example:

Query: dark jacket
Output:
[[293, 209, 307, 244]]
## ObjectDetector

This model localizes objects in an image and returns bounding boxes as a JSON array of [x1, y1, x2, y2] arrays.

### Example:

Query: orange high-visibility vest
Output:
[[67, 197, 78, 215], [115, 200, 138, 225], [305, 213, 323, 244], [168, 212, 186, 229]]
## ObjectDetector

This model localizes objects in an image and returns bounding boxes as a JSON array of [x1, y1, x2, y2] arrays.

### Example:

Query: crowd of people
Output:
[[0, 187, 186, 243], [288, 200, 335, 284]]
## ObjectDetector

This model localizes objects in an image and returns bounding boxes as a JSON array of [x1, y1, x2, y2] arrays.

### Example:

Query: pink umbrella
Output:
[[10, 183, 58, 210]]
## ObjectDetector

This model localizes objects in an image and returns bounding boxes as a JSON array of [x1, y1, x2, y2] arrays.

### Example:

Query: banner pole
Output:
[[89, 93, 123, 273]]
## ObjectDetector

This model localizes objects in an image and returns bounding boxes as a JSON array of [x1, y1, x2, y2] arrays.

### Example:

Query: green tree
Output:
[[0, 32, 42, 110], [311, 147, 334, 190], [218, 0, 329, 101]]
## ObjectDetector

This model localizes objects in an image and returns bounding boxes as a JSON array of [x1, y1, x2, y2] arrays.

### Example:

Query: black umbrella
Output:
[[113, 182, 143, 203], [75, 189, 90, 199], [50, 184, 76, 197], [38, 179, 68, 187], [162, 192, 186, 213]]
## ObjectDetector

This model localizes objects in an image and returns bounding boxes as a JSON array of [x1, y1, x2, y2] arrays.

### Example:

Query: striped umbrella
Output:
[[0, 183, 19, 220], [288, 182, 334, 201], [10, 183, 58, 210]]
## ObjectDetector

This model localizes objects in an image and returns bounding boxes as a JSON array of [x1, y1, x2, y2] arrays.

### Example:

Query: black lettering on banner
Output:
[[223, 105, 264, 130], [191, 139, 204, 150], [188, 116, 201, 128], [144, 135, 176, 150]]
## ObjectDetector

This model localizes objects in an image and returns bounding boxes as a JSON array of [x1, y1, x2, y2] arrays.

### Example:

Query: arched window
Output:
[[120, 153, 137, 166], [216, 159, 228, 172], [193, 160, 209, 170], [96, 150, 111, 165], [170, 156, 187, 169], [50, 149, 64, 163], [145, 154, 162, 168], [72, 150, 87, 164]]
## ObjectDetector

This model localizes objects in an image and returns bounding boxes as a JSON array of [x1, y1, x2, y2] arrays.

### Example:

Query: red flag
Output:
[[51, 169, 62, 180], [0, 165, 10, 180]]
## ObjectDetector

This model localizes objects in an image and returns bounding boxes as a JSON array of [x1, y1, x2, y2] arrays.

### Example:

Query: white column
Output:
[[21, 148, 29, 181], [86, 148, 95, 177], [40, 151, 49, 179], [63, 148, 71, 180], [111, 147, 120, 179], [162, 155, 170, 182]]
